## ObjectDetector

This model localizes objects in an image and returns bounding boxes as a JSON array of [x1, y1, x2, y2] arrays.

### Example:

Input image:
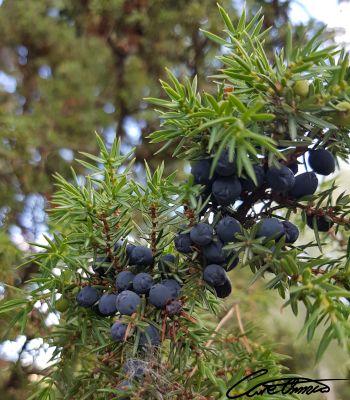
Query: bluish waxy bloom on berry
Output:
[[98, 293, 118, 316], [115, 271, 135, 292], [216, 216, 241, 243], [149, 283, 172, 309], [174, 233, 193, 253], [132, 273, 154, 294], [161, 279, 181, 299], [212, 176, 242, 206], [190, 223, 213, 246], [76, 286, 100, 307], [191, 159, 212, 185], [257, 218, 285, 241], [111, 321, 128, 342], [203, 264, 227, 286], [116, 290, 141, 315], [266, 165, 295, 192], [130, 246, 153, 266], [139, 324, 160, 348]]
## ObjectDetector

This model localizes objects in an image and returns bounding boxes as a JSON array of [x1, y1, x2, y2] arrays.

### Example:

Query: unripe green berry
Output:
[[56, 297, 70, 312], [293, 80, 309, 97]]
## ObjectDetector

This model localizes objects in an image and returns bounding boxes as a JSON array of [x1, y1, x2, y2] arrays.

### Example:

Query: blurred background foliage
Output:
[[0, 0, 349, 398]]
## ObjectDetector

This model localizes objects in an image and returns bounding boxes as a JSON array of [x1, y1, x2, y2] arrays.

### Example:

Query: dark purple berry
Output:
[[126, 243, 136, 257], [98, 293, 118, 316], [132, 273, 154, 295], [160, 253, 176, 264], [190, 223, 213, 246], [115, 271, 135, 292], [306, 215, 334, 232], [266, 165, 295, 192], [166, 300, 182, 316], [202, 239, 225, 263], [116, 290, 141, 315], [76, 286, 100, 307], [139, 324, 160, 348], [161, 279, 181, 299], [111, 321, 128, 342], [257, 218, 285, 240], [288, 172, 318, 199], [215, 150, 235, 176], [282, 221, 299, 243], [191, 159, 212, 185], [203, 264, 227, 286], [308, 149, 335, 176], [214, 278, 232, 298], [174, 233, 192, 254], [240, 165, 265, 192], [225, 256, 239, 271], [212, 176, 242, 206], [216, 216, 241, 243], [149, 284, 172, 309], [130, 246, 153, 267]]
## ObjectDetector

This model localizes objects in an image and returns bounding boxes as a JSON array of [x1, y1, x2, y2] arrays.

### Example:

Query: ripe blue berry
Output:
[[191, 159, 212, 185], [257, 218, 285, 240], [266, 165, 295, 192], [203, 264, 227, 286], [139, 324, 160, 348], [216, 216, 241, 243], [282, 221, 299, 243], [76, 286, 100, 307], [202, 239, 225, 263], [174, 233, 193, 253], [288, 172, 318, 199], [149, 284, 172, 308], [214, 278, 232, 298], [126, 243, 135, 257], [115, 271, 135, 292], [98, 293, 118, 316], [116, 290, 141, 315], [308, 149, 335, 176], [212, 176, 242, 206], [114, 240, 123, 253], [130, 246, 153, 267], [306, 215, 334, 232], [160, 253, 176, 264], [240, 165, 265, 193], [161, 279, 181, 299], [190, 223, 213, 246], [132, 273, 154, 294], [215, 150, 236, 176], [111, 321, 128, 342]]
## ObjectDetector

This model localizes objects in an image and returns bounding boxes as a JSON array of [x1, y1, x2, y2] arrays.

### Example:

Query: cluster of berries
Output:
[[192, 148, 336, 232], [76, 243, 182, 347]]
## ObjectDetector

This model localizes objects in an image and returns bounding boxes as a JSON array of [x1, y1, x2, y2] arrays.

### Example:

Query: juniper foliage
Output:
[[1, 6, 350, 400]]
